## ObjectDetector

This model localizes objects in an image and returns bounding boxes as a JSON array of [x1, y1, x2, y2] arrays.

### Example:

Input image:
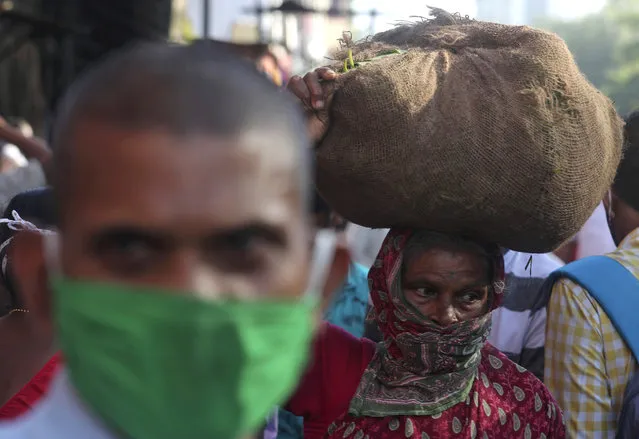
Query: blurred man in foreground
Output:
[[0, 43, 318, 439]]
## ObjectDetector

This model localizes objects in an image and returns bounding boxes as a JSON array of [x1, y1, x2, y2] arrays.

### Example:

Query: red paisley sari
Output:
[[288, 229, 565, 439], [326, 229, 565, 438]]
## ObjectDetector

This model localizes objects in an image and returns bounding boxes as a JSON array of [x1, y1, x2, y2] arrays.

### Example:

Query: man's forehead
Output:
[[59, 121, 301, 193], [58, 122, 304, 230]]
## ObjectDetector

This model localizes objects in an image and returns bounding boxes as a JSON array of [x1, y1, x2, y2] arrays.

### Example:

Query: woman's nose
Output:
[[431, 303, 458, 327]]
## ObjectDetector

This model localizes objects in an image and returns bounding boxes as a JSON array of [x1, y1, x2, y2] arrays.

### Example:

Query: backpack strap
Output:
[[547, 255, 639, 361]]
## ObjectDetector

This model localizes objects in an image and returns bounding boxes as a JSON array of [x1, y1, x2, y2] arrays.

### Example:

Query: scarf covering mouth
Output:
[[349, 228, 505, 417]]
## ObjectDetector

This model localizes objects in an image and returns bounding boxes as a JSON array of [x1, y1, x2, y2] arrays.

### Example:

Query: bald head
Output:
[[52, 42, 310, 199], [41, 42, 313, 308]]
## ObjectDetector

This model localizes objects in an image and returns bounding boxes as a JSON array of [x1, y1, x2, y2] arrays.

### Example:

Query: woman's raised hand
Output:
[[286, 67, 338, 143]]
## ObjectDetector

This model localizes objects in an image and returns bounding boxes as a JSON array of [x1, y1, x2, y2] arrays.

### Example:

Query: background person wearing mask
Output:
[[0, 43, 318, 439], [545, 110, 639, 437], [313, 194, 370, 337], [277, 192, 370, 439]]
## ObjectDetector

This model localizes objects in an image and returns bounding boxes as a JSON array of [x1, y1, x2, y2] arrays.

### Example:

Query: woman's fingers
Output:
[[316, 67, 338, 81], [305, 68, 338, 110], [304, 71, 325, 109], [286, 68, 338, 111], [286, 75, 311, 104]]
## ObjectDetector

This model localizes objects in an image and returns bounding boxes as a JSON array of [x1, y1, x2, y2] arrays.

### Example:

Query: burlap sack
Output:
[[316, 13, 624, 252]]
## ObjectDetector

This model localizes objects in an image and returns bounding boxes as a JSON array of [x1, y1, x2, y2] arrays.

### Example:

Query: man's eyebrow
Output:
[[89, 226, 172, 249], [206, 221, 288, 246], [88, 221, 289, 247]]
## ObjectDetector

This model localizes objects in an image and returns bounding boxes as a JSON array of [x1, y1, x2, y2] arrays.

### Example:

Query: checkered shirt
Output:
[[545, 228, 639, 438]]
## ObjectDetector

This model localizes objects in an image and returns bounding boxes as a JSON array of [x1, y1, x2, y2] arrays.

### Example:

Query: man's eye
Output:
[[118, 240, 153, 258], [213, 226, 284, 253], [96, 238, 158, 274], [216, 230, 263, 252], [206, 229, 274, 273]]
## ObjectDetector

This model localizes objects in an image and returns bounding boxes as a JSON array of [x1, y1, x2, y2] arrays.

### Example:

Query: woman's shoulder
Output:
[[480, 344, 556, 400], [478, 344, 564, 435], [480, 343, 560, 405]]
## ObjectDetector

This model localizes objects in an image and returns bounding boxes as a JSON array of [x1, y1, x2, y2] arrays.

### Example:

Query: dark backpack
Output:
[[546, 256, 639, 439]]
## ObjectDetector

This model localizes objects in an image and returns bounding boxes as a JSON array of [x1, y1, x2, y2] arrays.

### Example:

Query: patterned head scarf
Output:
[[349, 228, 505, 417]]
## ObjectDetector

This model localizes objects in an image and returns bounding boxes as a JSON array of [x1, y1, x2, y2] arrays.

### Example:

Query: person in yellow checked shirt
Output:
[[544, 110, 639, 438]]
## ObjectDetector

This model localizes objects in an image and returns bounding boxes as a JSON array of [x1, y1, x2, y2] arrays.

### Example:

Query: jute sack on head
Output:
[[315, 13, 624, 252]]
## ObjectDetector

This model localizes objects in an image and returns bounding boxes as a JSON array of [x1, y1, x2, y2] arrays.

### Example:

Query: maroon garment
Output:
[[287, 326, 564, 439], [286, 323, 375, 439], [327, 343, 565, 438]]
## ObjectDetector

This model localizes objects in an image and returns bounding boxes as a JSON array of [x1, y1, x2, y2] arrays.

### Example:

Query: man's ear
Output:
[[9, 231, 53, 338]]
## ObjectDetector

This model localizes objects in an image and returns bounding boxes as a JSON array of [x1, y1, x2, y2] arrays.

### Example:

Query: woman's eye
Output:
[[415, 288, 436, 298], [459, 291, 483, 303]]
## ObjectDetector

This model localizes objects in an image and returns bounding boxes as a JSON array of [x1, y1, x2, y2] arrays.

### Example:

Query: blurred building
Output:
[[526, 0, 550, 23], [477, 0, 610, 24], [476, 0, 511, 23], [186, 0, 352, 72], [476, 0, 549, 24], [186, 0, 253, 40]]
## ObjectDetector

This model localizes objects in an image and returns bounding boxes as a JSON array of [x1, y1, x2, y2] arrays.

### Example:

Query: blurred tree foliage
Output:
[[540, 0, 639, 116]]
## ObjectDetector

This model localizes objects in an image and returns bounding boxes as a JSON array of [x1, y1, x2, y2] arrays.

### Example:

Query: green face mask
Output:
[[53, 277, 316, 439]]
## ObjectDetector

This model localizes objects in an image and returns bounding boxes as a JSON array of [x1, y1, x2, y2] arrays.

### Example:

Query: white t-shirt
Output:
[[345, 225, 389, 269], [575, 202, 616, 259], [0, 371, 115, 439], [488, 250, 564, 379]]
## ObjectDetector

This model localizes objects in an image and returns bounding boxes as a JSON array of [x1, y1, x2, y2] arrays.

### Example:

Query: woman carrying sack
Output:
[[283, 68, 565, 439]]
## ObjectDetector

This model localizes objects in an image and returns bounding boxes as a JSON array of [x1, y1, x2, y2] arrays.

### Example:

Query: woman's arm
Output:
[[0, 121, 52, 186], [0, 163, 47, 208], [0, 123, 50, 164]]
